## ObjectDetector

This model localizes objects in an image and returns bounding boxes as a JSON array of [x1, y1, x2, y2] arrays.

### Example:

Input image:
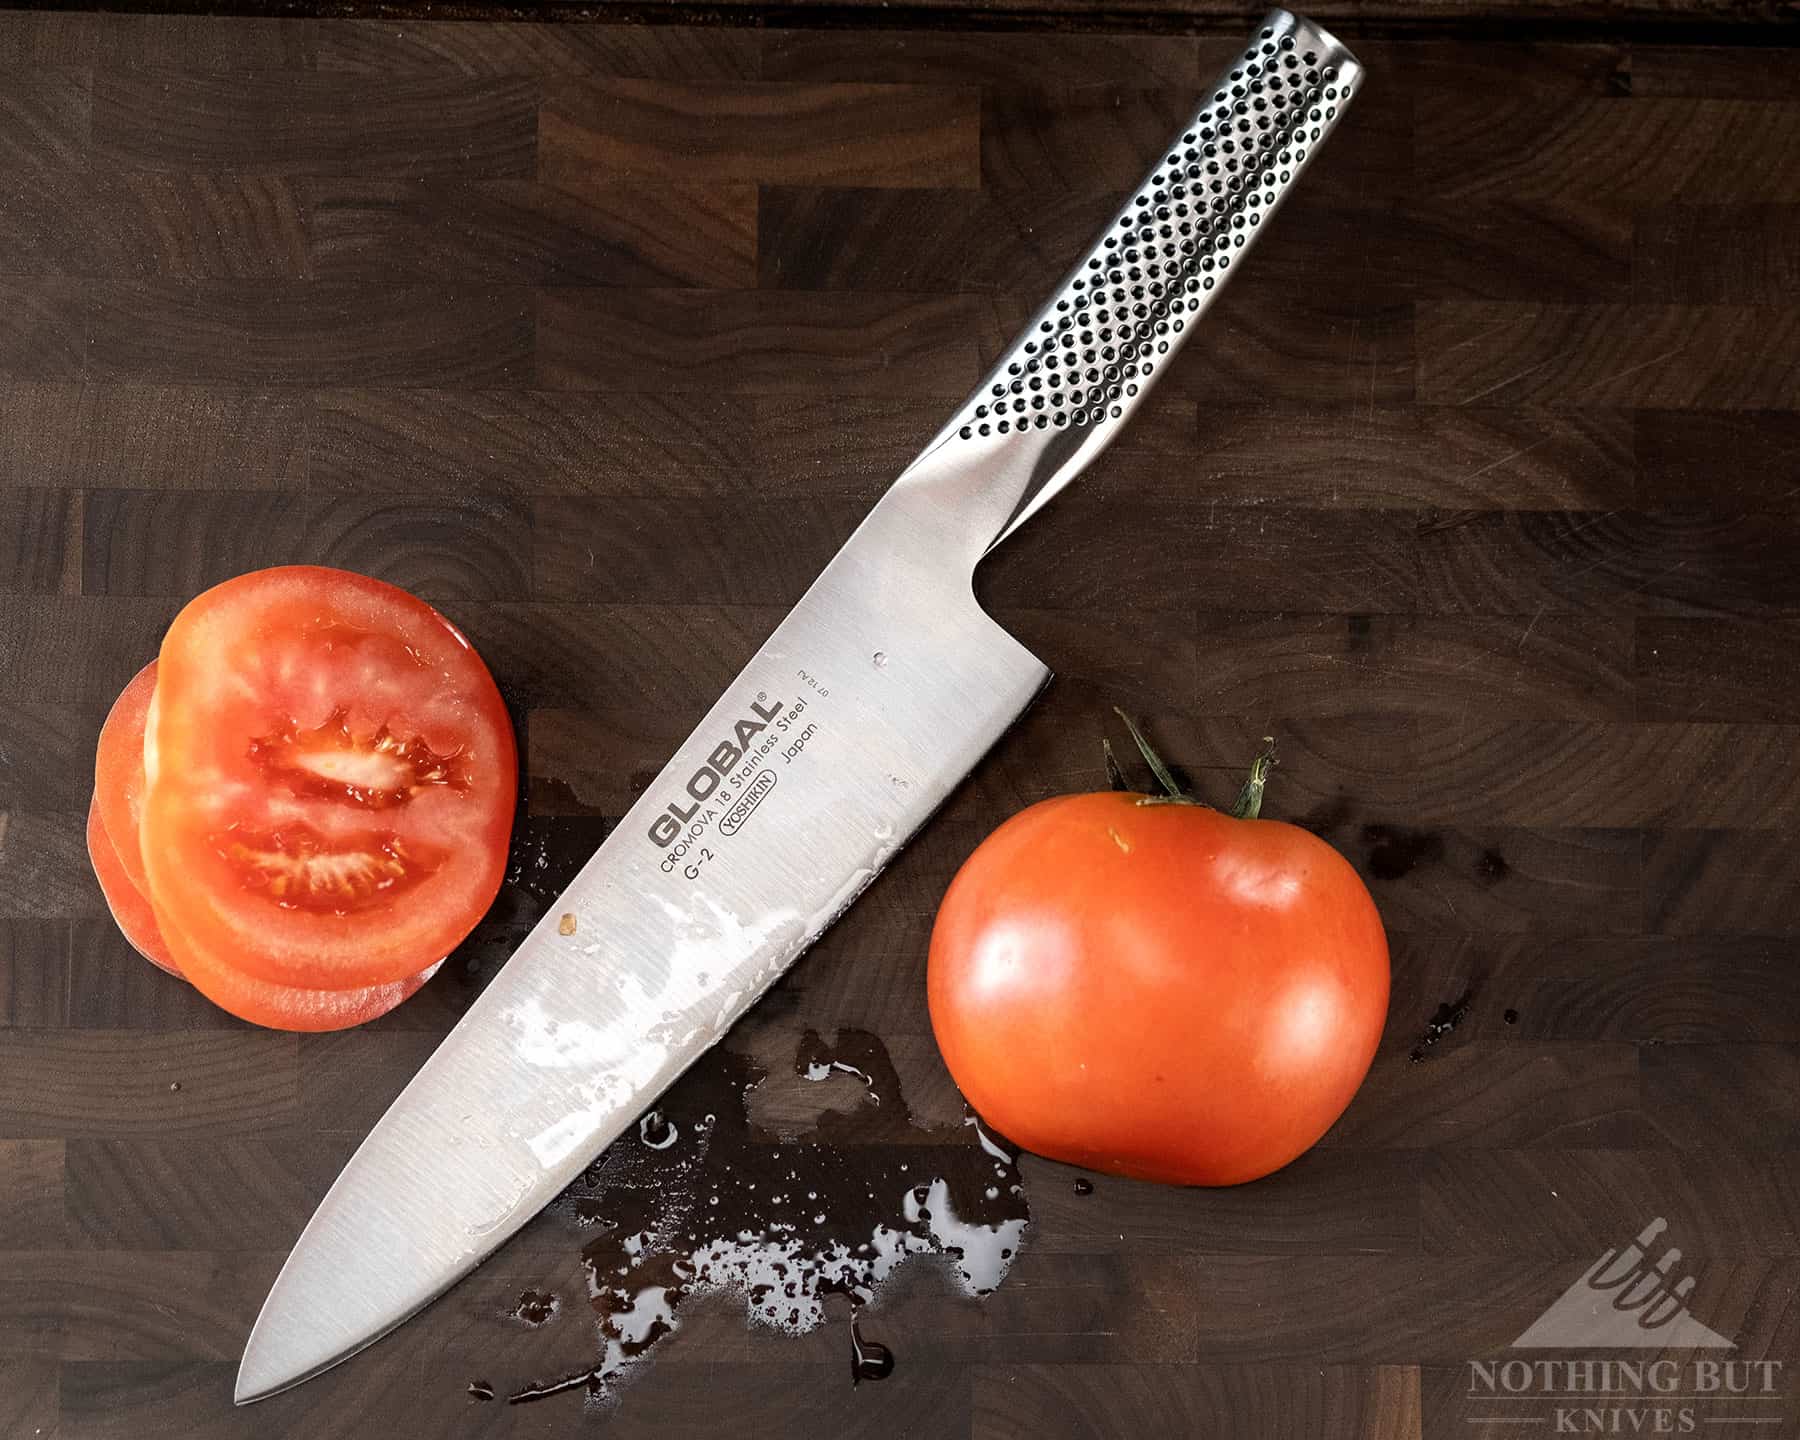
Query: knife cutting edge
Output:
[[236, 9, 1363, 1402]]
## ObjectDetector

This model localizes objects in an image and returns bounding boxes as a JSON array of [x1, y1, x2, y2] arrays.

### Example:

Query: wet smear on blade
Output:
[[1410, 988, 1476, 1062], [467, 1381, 494, 1402], [503, 1027, 1029, 1407]]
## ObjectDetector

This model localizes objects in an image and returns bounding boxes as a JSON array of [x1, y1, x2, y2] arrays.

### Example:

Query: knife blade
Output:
[[237, 9, 1362, 1402]]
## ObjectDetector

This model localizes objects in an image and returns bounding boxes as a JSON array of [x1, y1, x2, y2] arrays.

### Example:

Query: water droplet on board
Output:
[[504, 1028, 1031, 1408], [1411, 988, 1476, 1063], [850, 1317, 895, 1385], [871, 651, 888, 668], [511, 1290, 560, 1327]]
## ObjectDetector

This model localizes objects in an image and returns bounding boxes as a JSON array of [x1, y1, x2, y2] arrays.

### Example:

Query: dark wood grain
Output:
[[2, 12, 1799, 1440], [0, 1030, 298, 1138], [91, 71, 537, 178], [1417, 301, 1800, 409], [972, 1363, 1420, 1440], [0, 173, 311, 280], [0, 384, 309, 492], [87, 280, 536, 388], [0, 279, 85, 381], [317, 19, 760, 80], [305, 177, 757, 288], [541, 78, 981, 189]]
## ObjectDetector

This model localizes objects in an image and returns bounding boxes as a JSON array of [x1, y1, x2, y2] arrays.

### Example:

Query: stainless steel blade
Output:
[[235, 488, 1051, 1402], [238, 7, 1361, 1402]]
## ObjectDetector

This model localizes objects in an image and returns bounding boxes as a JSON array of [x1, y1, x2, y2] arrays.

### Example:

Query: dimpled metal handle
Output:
[[907, 9, 1362, 552]]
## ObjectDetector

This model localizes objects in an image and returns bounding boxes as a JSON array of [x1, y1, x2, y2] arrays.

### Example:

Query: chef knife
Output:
[[237, 9, 1362, 1401]]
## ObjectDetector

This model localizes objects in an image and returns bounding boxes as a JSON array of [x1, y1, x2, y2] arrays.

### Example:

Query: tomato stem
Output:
[[1229, 738, 1278, 820], [1102, 738, 1130, 792], [1113, 708, 1187, 800]]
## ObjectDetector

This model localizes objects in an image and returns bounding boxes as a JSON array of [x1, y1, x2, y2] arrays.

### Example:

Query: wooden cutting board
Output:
[[1, 7, 1797, 1437]]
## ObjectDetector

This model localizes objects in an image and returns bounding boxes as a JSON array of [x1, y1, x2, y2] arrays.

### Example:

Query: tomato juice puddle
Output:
[[491, 1025, 1030, 1409]]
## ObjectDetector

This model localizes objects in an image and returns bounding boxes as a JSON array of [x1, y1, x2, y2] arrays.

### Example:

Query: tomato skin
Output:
[[86, 795, 183, 979], [927, 792, 1389, 1186], [142, 566, 515, 989], [153, 889, 444, 1032], [94, 660, 159, 898]]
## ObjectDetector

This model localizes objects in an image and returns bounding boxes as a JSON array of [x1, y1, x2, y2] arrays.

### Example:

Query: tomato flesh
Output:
[[927, 792, 1389, 1187], [142, 567, 516, 989], [86, 795, 182, 978]]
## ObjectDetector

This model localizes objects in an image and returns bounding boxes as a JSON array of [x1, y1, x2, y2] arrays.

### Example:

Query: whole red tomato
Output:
[[927, 739, 1388, 1186]]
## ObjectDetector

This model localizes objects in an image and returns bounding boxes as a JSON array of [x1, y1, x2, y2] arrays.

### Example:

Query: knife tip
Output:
[[233, 1338, 286, 1406]]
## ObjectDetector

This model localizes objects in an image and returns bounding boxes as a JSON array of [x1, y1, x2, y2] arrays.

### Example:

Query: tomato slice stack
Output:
[[87, 567, 516, 1031]]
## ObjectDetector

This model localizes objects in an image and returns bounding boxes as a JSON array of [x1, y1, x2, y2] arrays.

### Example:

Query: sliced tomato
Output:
[[95, 660, 159, 898], [141, 566, 516, 989], [155, 890, 444, 1031], [86, 794, 183, 979]]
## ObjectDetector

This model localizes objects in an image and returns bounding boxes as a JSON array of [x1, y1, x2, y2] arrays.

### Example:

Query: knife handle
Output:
[[905, 8, 1362, 554]]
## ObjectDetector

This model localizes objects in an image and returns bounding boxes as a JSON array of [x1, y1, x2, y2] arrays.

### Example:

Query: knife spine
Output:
[[917, 8, 1362, 552]]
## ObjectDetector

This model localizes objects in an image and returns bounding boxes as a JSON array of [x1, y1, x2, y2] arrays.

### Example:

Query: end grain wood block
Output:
[[0, 10, 97, 67], [0, 921, 71, 1027], [0, 383, 308, 493], [0, 1138, 65, 1248], [0, 1030, 298, 1139], [0, 597, 182, 705], [1508, 938, 1800, 1043], [1417, 302, 1800, 411], [1634, 204, 1800, 305], [532, 493, 860, 605], [1419, 96, 1800, 208], [308, 388, 751, 498], [453, 600, 782, 712], [3, 1251, 282, 1362], [91, 71, 537, 179], [1642, 1044, 1800, 1150], [1636, 409, 1800, 511], [92, 13, 315, 71], [80, 489, 308, 600], [0, 69, 89, 173], [316, 18, 760, 81], [87, 280, 534, 389], [972, 1363, 1421, 1440], [1423, 1148, 1800, 1257], [1322, 1042, 1645, 1150], [0, 812, 100, 921], [0, 279, 85, 381], [63, 921, 241, 1033], [305, 491, 533, 604], [760, 28, 1201, 89], [1644, 829, 1800, 936], [1188, 612, 1635, 722], [541, 78, 979, 190], [536, 289, 988, 396], [1637, 618, 1800, 722], [0, 172, 311, 281], [304, 177, 756, 289]]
